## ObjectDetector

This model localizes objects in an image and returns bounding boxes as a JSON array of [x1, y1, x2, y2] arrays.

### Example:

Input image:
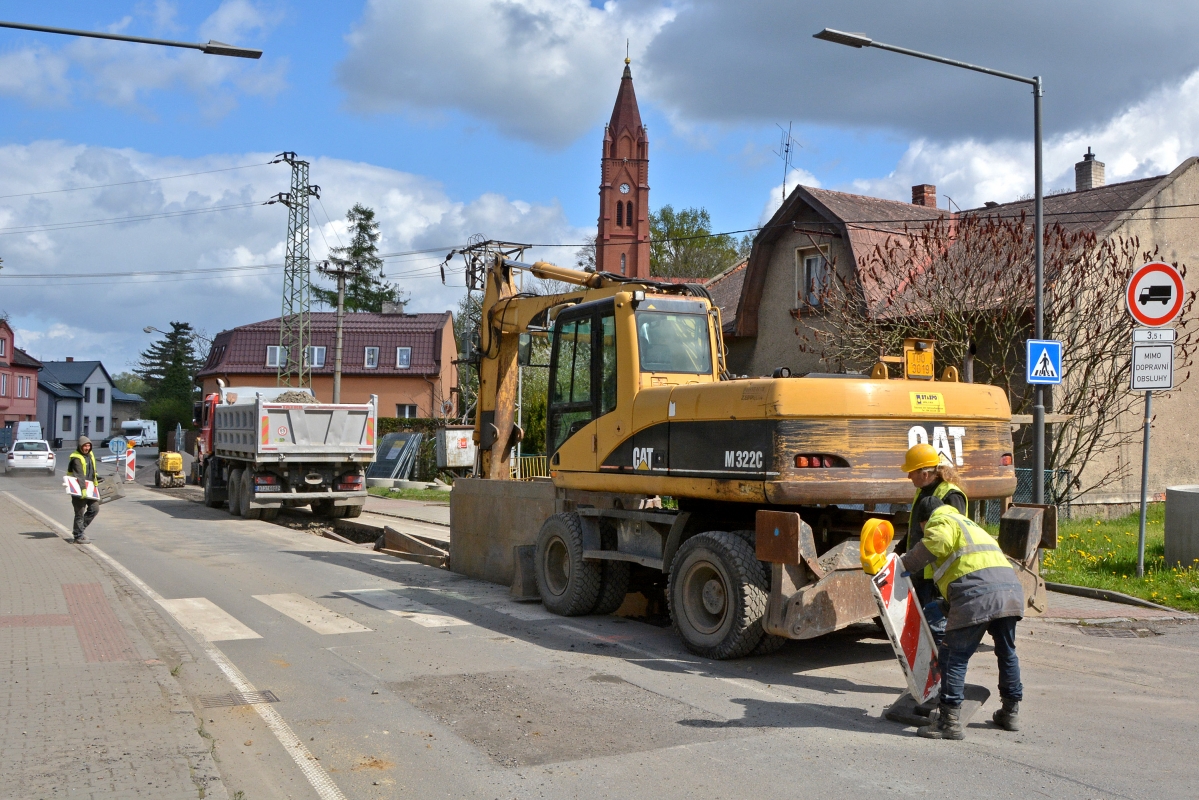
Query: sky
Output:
[[3, 0, 1199, 372]]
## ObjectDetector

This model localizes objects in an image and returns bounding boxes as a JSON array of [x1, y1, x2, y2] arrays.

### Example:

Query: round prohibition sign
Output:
[[1126, 261, 1185, 327]]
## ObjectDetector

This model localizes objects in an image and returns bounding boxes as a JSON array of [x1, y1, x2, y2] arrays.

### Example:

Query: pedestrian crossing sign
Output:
[[1026, 339, 1063, 385]]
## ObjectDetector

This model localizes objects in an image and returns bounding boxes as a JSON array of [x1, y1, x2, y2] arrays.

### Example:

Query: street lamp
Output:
[[144, 325, 213, 349], [814, 28, 1047, 504], [0, 19, 262, 59]]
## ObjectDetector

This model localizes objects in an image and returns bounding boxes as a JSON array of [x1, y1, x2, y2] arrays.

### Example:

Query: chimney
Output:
[[912, 184, 937, 207], [65, 356, 74, 362], [1075, 148, 1105, 191], [381, 301, 406, 315]]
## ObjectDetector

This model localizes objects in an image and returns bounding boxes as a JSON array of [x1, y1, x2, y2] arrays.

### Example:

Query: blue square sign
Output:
[[1027, 339, 1063, 385]]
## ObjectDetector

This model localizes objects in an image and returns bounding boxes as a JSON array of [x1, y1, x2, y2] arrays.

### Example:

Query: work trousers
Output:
[[938, 616, 1022, 708], [71, 497, 99, 538]]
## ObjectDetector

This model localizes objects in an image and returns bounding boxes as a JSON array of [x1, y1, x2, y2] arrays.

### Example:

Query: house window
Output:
[[396, 347, 412, 369], [800, 250, 829, 307], [0, 338, 5, 356], [396, 404, 418, 418], [96, 416, 105, 432], [96, 387, 105, 404], [364, 347, 379, 369], [0, 372, 6, 396], [84, 386, 91, 402], [83, 416, 90, 435], [266, 346, 287, 367], [62, 415, 72, 432], [305, 346, 326, 368]]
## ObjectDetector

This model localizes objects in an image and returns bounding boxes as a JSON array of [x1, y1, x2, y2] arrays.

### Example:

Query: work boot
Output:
[[72, 535, 91, 544], [992, 699, 1021, 731], [918, 705, 964, 740]]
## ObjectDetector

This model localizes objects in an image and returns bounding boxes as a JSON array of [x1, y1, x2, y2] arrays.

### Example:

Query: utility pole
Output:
[[316, 260, 361, 403], [268, 152, 320, 389]]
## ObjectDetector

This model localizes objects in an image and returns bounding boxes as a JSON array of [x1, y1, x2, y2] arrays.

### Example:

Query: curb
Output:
[[1046, 581, 1189, 614]]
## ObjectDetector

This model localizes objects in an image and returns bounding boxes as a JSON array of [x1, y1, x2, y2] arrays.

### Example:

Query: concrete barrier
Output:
[[1165, 485, 1199, 567], [449, 478, 556, 586]]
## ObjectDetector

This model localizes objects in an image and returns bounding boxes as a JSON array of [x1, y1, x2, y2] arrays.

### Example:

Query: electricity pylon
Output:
[[268, 152, 320, 388]]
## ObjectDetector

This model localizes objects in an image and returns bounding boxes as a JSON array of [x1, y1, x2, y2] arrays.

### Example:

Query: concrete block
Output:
[[1165, 485, 1199, 567], [510, 545, 540, 599], [449, 478, 556, 586]]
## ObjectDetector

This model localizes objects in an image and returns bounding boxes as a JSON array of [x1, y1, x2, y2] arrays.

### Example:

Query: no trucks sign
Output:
[[1126, 261, 1185, 328]]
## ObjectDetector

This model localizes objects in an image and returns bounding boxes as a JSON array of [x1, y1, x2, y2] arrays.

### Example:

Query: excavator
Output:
[[450, 242, 1053, 659]]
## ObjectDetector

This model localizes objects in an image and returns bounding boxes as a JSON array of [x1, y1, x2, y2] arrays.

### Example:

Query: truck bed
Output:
[[212, 397, 377, 463]]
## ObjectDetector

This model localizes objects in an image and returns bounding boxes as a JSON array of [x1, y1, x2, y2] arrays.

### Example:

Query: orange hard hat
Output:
[[902, 443, 940, 473], [859, 518, 895, 575]]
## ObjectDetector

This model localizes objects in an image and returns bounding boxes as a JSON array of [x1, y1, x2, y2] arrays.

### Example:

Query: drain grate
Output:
[[199, 690, 280, 708], [1077, 626, 1151, 638]]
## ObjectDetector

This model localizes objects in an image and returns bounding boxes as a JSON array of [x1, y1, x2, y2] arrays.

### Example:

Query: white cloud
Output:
[[760, 168, 821, 224], [0, 142, 586, 370], [0, 1, 284, 119], [337, 0, 677, 147]]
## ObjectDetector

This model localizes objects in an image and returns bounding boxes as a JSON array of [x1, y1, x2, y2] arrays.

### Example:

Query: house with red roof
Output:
[[0, 318, 40, 433], [196, 307, 457, 419]]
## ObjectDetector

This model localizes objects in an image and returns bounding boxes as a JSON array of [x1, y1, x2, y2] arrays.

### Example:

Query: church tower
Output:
[[596, 58, 650, 278]]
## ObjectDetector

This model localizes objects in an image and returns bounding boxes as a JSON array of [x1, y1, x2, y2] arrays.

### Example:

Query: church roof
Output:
[[607, 62, 644, 139]]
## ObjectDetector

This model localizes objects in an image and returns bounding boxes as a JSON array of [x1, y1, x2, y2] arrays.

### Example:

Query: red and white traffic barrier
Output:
[[63, 476, 101, 500], [125, 448, 136, 481], [870, 552, 940, 705]]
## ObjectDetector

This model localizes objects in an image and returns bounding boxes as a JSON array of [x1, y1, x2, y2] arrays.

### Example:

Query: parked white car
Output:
[[4, 439, 56, 475]]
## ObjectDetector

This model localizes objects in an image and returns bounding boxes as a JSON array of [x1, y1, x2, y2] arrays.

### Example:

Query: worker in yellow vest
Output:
[[902, 443, 968, 645], [901, 497, 1025, 740], [66, 436, 100, 544]]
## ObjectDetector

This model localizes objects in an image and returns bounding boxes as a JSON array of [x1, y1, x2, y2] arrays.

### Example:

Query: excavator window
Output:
[[636, 305, 711, 374], [547, 301, 620, 454], [600, 314, 618, 414]]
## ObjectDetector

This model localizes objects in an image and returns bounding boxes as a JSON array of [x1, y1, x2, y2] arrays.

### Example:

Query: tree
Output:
[[135, 322, 204, 400], [144, 351, 195, 448], [813, 215, 1197, 499], [313, 204, 405, 312], [112, 372, 149, 397], [649, 205, 741, 279], [575, 234, 596, 272], [453, 292, 482, 424]]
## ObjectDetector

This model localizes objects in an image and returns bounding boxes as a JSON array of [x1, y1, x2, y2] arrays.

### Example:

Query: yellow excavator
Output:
[[450, 244, 1052, 659]]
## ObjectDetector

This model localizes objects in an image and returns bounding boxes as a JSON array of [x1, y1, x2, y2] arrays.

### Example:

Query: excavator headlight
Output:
[[632, 290, 645, 303]]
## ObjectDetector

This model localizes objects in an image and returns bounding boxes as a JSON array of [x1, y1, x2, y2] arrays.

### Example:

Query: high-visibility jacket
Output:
[[909, 479, 967, 578], [68, 450, 97, 483], [920, 505, 1012, 597]]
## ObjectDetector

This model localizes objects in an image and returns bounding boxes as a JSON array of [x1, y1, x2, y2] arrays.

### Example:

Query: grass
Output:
[[367, 486, 451, 503], [1034, 503, 1199, 613]]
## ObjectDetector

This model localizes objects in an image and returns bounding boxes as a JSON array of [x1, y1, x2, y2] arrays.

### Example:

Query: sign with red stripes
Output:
[[63, 476, 101, 500], [125, 449, 136, 481], [870, 553, 940, 704]]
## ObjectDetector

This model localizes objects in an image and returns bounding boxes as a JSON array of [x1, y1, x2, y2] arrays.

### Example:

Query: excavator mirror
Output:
[[517, 333, 533, 366]]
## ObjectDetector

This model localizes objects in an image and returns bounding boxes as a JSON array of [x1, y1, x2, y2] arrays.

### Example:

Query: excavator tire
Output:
[[731, 530, 789, 656], [668, 531, 768, 660], [227, 469, 244, 516], [592, 560, 631, 615], [535, 513, 602, 616]]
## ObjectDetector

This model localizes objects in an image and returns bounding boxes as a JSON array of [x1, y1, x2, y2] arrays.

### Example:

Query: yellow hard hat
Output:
[[859, 518, 895, 575], [902, 443, 940, 473]]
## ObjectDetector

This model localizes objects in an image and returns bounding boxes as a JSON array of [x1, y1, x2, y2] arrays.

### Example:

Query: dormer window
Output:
[[396, 347, 411, 369], [364, 347, 379, 369], [0, 337, 6, 357]]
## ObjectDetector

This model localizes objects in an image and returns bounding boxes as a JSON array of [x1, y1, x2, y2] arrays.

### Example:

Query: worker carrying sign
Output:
[[862, 498, 1027, 740]]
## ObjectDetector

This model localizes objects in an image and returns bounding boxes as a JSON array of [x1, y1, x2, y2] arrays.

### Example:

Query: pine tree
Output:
[[314, 204, 406, 312], [135, 322, 204, 400]]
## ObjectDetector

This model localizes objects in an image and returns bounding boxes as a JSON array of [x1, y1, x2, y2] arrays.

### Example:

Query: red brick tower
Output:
[[596, 58, 650, 278]]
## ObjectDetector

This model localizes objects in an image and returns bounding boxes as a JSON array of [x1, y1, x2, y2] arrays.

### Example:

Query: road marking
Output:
[[0, 491, 349, 800], [338, 588, 471, 628], [428, 584, 557, 621], [253, 593, 372, 635], [159, 597, 262, 642]]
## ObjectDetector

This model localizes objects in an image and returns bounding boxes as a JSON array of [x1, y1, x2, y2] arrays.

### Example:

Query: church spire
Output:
[[596, 57, 650, 278]]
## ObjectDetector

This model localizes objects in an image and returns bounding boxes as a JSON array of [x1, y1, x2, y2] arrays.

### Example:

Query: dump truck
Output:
[[192, 382, 377, 521], [450, 246, 1052, 660]]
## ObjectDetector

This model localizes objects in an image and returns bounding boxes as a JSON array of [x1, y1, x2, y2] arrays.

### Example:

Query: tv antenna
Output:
[[774, 122, 802, 202]]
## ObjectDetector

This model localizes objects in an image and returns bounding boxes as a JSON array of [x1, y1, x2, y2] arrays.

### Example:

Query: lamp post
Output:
[[0, 19, 262, 58], [814, 28, 1046, 504]]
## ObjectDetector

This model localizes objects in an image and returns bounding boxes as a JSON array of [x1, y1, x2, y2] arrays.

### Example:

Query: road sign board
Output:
[[1133, 327, 1176, 343], [1126, 261, 1185, 327], [1026, 339, 1063, 385], [108, 438, 127, 455], [1131, 343, 1174, 390]]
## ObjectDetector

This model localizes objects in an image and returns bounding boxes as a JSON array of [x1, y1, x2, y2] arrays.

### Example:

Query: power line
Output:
[[0, 201, 261, 236], [0, 161, 275, 200]]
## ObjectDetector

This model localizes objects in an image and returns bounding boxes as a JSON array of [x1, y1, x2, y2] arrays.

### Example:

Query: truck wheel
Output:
[[203, 467, 222, 508], [260, 508, 279, 522], [342, 504, 363, 519], [311, 500, 333, 517], [535, 513, 601, 616], [668, 531, 768, 660], [592, 560, 631, 615], [227, 469, 244, 516], [241, 472, 263, 520]]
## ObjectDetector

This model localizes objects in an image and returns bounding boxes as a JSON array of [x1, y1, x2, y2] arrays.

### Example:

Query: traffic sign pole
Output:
[[1137, 392, 1151, 578]]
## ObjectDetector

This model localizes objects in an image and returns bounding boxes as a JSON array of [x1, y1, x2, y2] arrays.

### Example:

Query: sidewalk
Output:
[[363, 494, 450, 526], [0, 491, 226, 799], [1042, 588, 1194, 622]]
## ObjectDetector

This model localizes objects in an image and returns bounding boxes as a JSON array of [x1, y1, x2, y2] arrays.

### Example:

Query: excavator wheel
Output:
[[731, 529, 788, 656], [535, 513, 602, 616], [668, 531, 768, 660], [593, 560, 631, 615]]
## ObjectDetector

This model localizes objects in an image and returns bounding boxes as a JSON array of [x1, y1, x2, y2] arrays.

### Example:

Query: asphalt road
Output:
[[3, 467, 1197, 800]]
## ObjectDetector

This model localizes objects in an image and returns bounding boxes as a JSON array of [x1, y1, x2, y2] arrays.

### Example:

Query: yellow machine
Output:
[[452, 243, 1050, 659], [155, 451, 186, 488]]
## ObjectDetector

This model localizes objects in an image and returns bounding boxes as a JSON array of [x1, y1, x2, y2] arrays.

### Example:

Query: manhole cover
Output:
[[200, 690, 280, 708], [1077, 627, 1150, 638]]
